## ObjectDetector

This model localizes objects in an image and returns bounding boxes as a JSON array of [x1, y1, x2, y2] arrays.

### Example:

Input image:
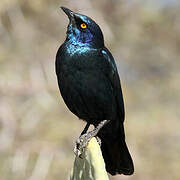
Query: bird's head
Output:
[[61, 7, 104, 48]]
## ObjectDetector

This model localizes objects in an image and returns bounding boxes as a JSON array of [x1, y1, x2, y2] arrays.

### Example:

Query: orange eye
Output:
[[80, 23, 87, 29]]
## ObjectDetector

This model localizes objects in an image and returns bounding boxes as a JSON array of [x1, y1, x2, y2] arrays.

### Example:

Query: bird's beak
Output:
[[61, 6, 74, 21]]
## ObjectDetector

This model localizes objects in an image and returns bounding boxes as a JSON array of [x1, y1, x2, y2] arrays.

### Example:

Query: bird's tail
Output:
[[97, 121, 134, 175]]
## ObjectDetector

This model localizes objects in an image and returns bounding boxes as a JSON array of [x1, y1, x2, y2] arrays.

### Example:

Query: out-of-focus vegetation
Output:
[[0, 0, 180, 180]]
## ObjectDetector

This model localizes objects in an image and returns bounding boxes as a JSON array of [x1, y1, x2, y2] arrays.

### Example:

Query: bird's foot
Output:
[[73, 132, 92, 158], [95, 136, 102, 147], [74, 120, 109, 157]]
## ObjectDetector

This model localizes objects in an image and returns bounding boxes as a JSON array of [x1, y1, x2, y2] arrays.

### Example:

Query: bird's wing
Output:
[[100, 48, 125, 122]]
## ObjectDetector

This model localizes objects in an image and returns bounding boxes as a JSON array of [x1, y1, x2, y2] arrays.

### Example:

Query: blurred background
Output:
[[0, 0, 180, 179]]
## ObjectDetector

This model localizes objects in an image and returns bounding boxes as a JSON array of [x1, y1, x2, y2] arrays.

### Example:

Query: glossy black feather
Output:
[[56, 7, 134, 175]]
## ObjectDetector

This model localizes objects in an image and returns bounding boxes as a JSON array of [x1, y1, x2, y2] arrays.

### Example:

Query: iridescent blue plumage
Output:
[[64, 8, 104, 48], [56, 7, 134, 176]]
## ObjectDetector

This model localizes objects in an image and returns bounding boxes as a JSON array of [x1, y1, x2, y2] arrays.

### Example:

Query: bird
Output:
[[55, 7, 134, 176]]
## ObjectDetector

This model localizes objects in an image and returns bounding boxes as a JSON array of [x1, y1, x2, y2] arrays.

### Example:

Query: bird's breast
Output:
[[56, 44, 116, 122], [65, 42, 92, 57], [58, 65, 114, 122]]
